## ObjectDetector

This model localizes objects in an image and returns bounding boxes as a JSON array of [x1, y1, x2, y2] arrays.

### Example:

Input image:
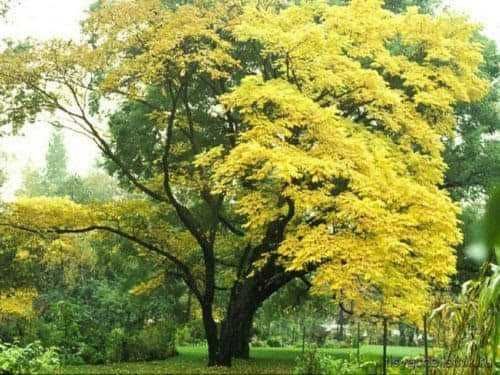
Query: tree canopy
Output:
[[0, 0, 488, 366]]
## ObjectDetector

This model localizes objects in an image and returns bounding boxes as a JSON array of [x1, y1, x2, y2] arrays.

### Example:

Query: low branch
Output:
[[0, 223, 48, 238], [3, 222, 203, 301], [26, 80, 168, 204], [63, 82, 169, 203]]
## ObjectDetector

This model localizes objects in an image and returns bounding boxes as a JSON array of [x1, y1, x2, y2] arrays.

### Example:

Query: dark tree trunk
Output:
[[195, 227, 307, 368], [399, 323, 406, 346], [406, 328, 414, 347], [233, 317, 253, 359], [186, 291, 192, 323], [423, 314, 429, 375], [217, 312, 254, 365], [215, 196, 298, 366], [382, 318, 388, 375], [201, 306, 219, 366], [336, 307, 345, 340], [216, 280, 259, 366], [214, 261, 302, 366], [301, 318, 306, 353]]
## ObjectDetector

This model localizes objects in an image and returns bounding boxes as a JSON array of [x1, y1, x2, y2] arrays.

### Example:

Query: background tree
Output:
[[444, 38, 500, 290], [443, 38, 500, 202], [0, 0, 14, 17], [1, 135, 182, 364], [18, 130, 121, 203]]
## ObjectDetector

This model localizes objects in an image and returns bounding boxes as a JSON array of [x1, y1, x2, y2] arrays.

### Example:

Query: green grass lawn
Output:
[[61, 346, 428, 374]]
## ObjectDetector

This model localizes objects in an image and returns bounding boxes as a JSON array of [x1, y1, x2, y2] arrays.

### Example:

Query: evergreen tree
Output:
[[19, 130, 120, 203], [44, 130, 68, 190]]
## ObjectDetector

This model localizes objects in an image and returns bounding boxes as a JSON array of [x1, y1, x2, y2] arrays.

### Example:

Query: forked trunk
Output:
[[201, 260, 302, 367]]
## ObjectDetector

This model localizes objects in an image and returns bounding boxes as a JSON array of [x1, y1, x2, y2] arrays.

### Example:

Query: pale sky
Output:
[[0, 0, 498, 199]]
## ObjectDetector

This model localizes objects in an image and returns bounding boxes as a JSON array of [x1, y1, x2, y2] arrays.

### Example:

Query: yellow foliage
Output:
[[207, 0, 483, 321], [10, 197, 95, 229], [0, 0, 488, 323], [0, 289, 37, 319], [130, 273, 164, 296]]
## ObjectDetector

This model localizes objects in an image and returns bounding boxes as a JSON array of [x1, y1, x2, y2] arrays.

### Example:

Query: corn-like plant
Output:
[[431, 186, 500, 374], [431, 265, 498, 374]]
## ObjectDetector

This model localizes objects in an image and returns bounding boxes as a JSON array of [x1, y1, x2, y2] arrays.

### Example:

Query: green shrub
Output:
[[322, 339, 353, 349], [251, 339, 265, 347], [294, 347, 377, 375], [105, 328, 126, 363], [175, 325, 192, 346], [293, 347, 324, 374], [60, 351, 85, 366], [310, 324, 329, 346], [124, 322, 177, 362], [174, 320, 207, 346], [77, 342, 104, 365], [267, 338, 282, 348], [0, 341, 60, 374], [186, 319, 206, 344]]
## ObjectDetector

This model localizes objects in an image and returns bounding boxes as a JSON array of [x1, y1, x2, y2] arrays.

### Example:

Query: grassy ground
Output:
[[61, 346, 427, 374]]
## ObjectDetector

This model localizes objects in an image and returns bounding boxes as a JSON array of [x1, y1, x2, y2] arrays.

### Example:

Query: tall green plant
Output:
[[431, 187, 500, 374]]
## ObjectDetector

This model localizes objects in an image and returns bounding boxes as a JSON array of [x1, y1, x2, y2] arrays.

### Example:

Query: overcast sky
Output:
[[0, 0, 498, 199]]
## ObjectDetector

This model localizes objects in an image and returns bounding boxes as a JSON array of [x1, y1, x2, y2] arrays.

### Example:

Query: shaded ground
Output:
[[61, 346, 427, 374]]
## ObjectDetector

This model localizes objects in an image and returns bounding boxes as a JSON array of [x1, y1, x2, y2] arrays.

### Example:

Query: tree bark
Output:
[[216, 280, 259, 366], [215, 264, 302, 365], [217, 312, 255, 365], [382, 318, 388, 375], [423, 314, 429, 375], [336, 307, 345, 340], [399, 323, 406, 346], [232, 318, 253, 359], [201, 305, 219, 366], [195, 237, 307, 367]]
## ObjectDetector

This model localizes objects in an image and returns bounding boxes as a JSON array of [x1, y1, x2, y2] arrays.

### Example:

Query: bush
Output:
[[322, 339, 352, 349], [293, 347, 325, 375], [102, 322, 177, 363], [0, 341, 60, 374], [310, 324, 329, 346], [266, 338, 282, 348], [251, 339, 265, 347], [77, 342, 104, 365], [125, 322, 177, 362], [175, 325, 192, 346], [174, 319, 206, 346], [293, 347, 377, 375], [105, 328, 126, 363]]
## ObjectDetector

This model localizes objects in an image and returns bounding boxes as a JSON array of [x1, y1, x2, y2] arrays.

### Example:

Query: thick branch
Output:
[[58, 227, 203, 302], [247, 196, 295, 268], [28, 81, 168, 203], [4, 222, 203, 301], [161, 81, 209, 250]]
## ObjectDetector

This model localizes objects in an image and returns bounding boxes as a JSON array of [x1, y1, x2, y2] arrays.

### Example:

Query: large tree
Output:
[[0, 0, 487, 366], [444, 37, 500, 201]]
